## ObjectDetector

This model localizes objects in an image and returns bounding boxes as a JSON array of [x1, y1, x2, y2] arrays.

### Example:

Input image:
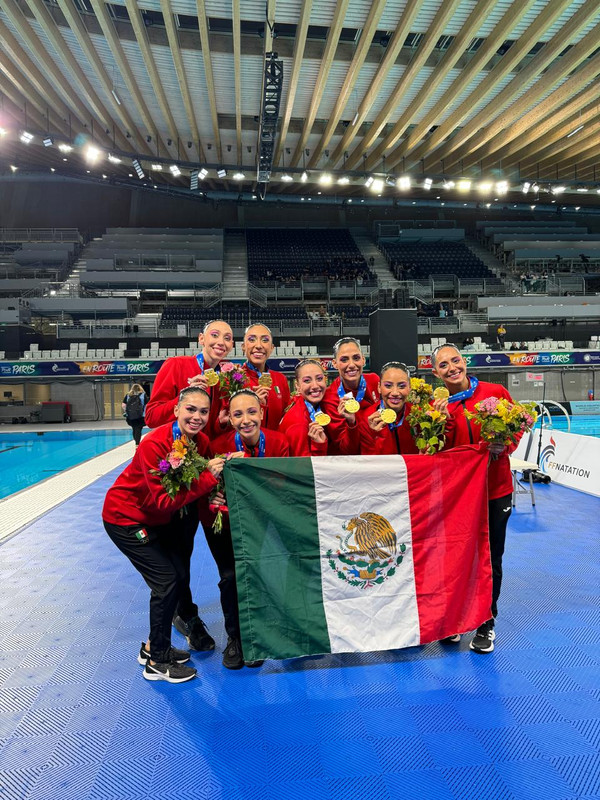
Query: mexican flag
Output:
[[225, 445, 492, 662]]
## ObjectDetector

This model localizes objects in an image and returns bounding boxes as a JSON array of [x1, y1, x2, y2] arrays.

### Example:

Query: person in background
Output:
[[322, 337, 379, 455], [496, 323, 507, 349], [122, 383, 146, 446], [145, 319, 233, 438], [241, 324, 291, 430], [431, 344, 520, 654], [102, 387, 225, 683]]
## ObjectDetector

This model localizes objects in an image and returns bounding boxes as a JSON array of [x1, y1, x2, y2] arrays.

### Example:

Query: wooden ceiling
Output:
[[1, 0, 599, 200]]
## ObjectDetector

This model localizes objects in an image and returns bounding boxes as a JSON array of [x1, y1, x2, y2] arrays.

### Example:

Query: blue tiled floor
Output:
[[0, 474, 598, 800]]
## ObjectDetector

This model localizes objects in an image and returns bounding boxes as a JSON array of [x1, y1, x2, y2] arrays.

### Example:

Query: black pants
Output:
[[488, 493, 512, 619], [104, 506, 199, 662], [127, 420, 144, 446], [200, 513, 240, 640]]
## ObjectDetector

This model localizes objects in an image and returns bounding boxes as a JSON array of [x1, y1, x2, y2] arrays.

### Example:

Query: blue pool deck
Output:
[[0, 465, 598, 800]]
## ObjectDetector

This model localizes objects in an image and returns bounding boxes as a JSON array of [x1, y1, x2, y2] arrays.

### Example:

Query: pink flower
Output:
[[478, 397, 500, 415], [220, 362, 235, 373], [168, 455, 183, 469]]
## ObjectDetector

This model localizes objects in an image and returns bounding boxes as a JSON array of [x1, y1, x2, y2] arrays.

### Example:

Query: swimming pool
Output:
[[0, 429, 132, 499], [534, 414, 600, 438]]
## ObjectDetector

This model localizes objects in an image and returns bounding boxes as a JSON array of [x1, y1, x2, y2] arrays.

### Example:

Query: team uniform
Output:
[[357, 401, 419, 455], [102, 424, 217, 665], [197, 428, 289, 648], [321, 372, 380, 455], [145, 354, 227, 438], [279, 395, 331, 456], [445, 379, 518, 620], [242, 365, 291, 430]]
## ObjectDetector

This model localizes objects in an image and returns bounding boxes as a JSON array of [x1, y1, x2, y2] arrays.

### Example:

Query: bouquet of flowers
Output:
[[406, 377, 448, 455], [150, 436, 209, 501], [209, 478, 227, 533], [464, 397, 538, 446], [218, 362, 247, 400]]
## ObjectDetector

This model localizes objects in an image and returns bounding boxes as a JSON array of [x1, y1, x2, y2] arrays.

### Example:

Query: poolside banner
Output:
[[418, 351, 600, 370], [514, 429, 600, 497], [225, 446, 492, 661]]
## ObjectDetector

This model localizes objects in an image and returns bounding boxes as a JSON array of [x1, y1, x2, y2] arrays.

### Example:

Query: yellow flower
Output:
[[427, 409, 442, 421], [172, 438, 188, 457]]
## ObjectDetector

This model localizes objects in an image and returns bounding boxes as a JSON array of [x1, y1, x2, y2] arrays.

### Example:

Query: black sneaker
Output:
[[137, 642, 191, 666], [470, 620, 496, 653], [222, 637, 244, 670], [173, 615, 215, 651], [441, 634, 461, 644], [143, 660, 197, 683]]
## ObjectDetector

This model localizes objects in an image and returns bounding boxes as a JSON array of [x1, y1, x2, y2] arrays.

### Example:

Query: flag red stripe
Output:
[[405, 444, 492, 643]]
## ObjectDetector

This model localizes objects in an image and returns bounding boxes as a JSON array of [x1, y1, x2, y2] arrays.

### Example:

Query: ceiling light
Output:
[[575, 206, 580, 211], [170, 164, 181, 177], [199, 168, 208, 179], [522, 182, 531, 194], [443, 180, 455, 189], [566, 124, 584, 138], [397, 176, 411, 190], [107, 153, 121, 163], [111, 89, 121, 105], [281, 173, 293, 182], [495, 180, 508, 194], [530, 205, 536, 210], [364, 176, 374, 188], [150, 164, 162, 171], [217, 168, 227, 178], [233, 171, 246, 180], [132, 159, 145, 179], [0, 127, 7, 136], [552, 185, 566, 194], [423, 178, 433, 190], [300, 171, 308, 182], [385, 176, 397, 187], [43, 136, 54, 147], [59, 143, 73, 153], [531, 182, 539, 193], [370, 178, 384, 193], [20, 131, 34, 144], [337, 176, 349, 185], [457, 179, 471, 191], [85, 146, 101, 163], [576, 185, 588, 193], [348, 198, 352, 203], [478, 181, 493, 193], [10, 165, 17, 172], [319, 173, 333, 185]]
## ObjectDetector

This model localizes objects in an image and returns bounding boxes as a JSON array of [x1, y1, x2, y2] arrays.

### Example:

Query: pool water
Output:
[[0, 429, 132, 499], [534, 414, 600, 438]]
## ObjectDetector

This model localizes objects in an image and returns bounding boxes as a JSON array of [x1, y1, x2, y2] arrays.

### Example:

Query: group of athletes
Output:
[[102, 320, 517, 684]]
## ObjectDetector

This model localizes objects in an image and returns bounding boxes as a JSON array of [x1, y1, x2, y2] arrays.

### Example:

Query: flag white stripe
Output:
[[312, 456, 420, 653]]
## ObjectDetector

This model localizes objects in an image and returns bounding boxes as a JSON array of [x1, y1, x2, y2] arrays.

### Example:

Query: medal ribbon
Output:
[[244, 361, 269, 379], [447, 376, 479, 404], [234, 430, 266, 457], [172, 421, 182, 440], [337, 374, 366, 403], [304, 399, 323, 422]]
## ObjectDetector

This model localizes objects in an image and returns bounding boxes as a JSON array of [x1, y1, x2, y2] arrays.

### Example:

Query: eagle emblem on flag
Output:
[[327, 512, 406, 590]]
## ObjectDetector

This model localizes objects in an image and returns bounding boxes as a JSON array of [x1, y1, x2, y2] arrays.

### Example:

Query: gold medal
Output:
[[315, 413, 331, 427], [204, 369, 219, 387], [380, 408, 397, 424], [344, 398, 360, 414], [258, 373, 273, 388], [433, 387, 450, 400]]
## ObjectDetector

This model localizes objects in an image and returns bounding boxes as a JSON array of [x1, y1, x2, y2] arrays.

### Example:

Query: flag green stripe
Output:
[[225, 457, 331, 661]]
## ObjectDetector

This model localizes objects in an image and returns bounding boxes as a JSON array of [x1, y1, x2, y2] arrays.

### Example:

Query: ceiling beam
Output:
[[273, 0, 312, 168], [232, 0, 242, 162], [342, 0, 460, 169], [0, 72, 54, 135], [88, 0, 170, 157], [0, 0, 115, 148], [307, 0, 388, 168], [436, 2, 600, 172], [53, 0, 147, 154], [290, 0, 351, 168], [384, 0, 539, 171], [195, 0, 223, 162]]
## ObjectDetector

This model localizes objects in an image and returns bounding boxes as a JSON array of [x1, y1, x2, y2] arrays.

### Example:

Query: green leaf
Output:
[[428, 436, 439, 446], [416, 437, 427, 449]]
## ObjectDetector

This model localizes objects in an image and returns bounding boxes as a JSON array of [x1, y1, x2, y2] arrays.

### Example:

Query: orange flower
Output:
[[172, 437, 188, 458]]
